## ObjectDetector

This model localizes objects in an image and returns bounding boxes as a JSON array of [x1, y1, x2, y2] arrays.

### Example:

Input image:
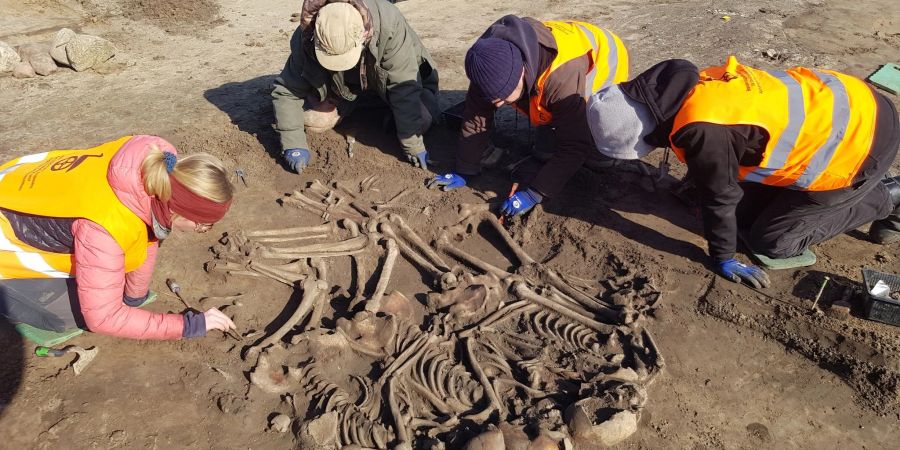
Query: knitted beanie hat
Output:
[[464, 38, 524, 100]]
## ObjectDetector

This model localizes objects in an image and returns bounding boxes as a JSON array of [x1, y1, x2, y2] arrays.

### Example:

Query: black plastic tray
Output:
[[861, 268, 900, 327]]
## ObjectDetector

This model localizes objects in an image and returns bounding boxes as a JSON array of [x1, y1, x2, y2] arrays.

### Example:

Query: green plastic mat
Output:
[[868, 63, 900, 95], [750, 248, 817, 270], [15, 323, 83, 346], [738, 234, 817, 270]]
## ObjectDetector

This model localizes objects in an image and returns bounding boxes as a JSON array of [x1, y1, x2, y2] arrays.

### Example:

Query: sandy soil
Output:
[[0, 0, 899, 448]]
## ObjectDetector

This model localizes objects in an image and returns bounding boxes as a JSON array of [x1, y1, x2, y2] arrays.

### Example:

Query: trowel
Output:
[[35, 345, 99, 375]]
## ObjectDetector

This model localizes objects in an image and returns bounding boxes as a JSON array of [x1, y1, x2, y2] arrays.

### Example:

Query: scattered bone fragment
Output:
[[269, 414, 292, 433]]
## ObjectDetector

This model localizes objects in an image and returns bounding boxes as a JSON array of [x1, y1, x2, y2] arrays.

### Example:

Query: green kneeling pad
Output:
[[738, 235, 817, 270], [15, 324, 84, 347], [14, 291, 159, 346], [749, 248, 817, 270]]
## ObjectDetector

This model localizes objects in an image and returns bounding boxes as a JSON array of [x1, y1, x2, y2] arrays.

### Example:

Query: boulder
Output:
[[16, 43, 57, 76], [66, 34, 116, 71], [51, 28, 77, 66], [0, 41, 20, 72], [13, 61, 35, 79]]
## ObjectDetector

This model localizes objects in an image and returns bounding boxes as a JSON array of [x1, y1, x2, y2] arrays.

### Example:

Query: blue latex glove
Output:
[[501, 189, 543, 216], [283, 148, 311, 174], [717, 258, 771, 288], [428, 172, 466, 191], [406, 150, 429, 170]]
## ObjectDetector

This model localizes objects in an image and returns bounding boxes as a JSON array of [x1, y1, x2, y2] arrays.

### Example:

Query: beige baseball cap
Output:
[[314, 3, 365, 72]]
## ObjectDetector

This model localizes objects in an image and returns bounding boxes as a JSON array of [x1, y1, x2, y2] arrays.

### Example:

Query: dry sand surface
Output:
[[0, 0, 899, 448]]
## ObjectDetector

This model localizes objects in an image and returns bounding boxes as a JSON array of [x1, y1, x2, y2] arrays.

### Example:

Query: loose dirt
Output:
[[0, 0, 899, 448]]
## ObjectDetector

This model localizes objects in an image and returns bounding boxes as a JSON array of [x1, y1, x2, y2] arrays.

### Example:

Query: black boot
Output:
[[869, 175, 900, 244]]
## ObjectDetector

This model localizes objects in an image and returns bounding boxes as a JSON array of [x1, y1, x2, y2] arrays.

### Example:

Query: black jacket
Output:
[[621, 59, 896, 262], [456, 15, 597, 198]]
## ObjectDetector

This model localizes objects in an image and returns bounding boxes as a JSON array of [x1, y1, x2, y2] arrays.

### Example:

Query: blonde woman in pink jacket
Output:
[[0, 135, 236, 340]]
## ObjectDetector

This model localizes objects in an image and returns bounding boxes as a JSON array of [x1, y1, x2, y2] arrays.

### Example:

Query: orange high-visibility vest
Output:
[[0, 136, 151, 279], [670, 56, 878, 191], [514, 21, 629, 126]]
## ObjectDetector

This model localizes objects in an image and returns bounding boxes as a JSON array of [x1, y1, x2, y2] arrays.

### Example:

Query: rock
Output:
[[269, 414, 292, 433], [13, 61, 35, 78], [16, 43, 57, 76], [0, 41, 20, 72], [51, 28, 77, 66], [30, 53, 57, 76], [826, 301, 851, 320], [66, 34, 116, 71]]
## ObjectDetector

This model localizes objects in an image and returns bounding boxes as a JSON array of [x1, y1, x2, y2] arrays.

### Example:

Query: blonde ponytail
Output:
[[171, 154, 234, 203], [141, 144, 173, 201], [142, 147, 234, 204]]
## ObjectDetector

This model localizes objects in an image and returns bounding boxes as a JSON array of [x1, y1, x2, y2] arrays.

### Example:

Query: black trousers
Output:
[[737, 111, 899, 259]]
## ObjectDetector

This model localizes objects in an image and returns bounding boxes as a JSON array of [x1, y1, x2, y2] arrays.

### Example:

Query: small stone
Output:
[[269, 414, 292, 433], [13, 61, 35, 78], [826, 301, 851, 320], [16, 43, 57, 76], [66, 34, 116, 71], [51, 28, 77, 65], [764, 48, 778, 58], [0, 41, 20, 72]]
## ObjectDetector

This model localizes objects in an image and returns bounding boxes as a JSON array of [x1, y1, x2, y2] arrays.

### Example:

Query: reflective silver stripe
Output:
[[793, 71, 850, 189], [743, 70, 805, 183], [575, 23, 600, 98], [597, 28, 618, 92], [0, 152, 48, 182], [575, 24, 619, 98], [16, 253, 70, 278]]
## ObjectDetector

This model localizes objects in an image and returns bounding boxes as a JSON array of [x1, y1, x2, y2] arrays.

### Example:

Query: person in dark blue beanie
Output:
[[430, 15, 630, 218], [464, 38, 526, 103]]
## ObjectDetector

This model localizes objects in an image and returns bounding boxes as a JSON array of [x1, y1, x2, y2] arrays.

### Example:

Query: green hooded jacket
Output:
[[272, 0, 439, 156]]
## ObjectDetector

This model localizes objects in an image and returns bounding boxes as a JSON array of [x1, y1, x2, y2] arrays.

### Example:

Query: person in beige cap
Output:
[[272, 0, 439, 173]]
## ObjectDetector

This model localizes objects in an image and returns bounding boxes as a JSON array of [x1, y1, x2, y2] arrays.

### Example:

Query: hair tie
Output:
[[162, 152, 177, 173]]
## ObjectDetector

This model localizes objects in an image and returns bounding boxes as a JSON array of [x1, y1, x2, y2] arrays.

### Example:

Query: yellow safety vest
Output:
[[515, 20, 629, 125], [0, 136, 151, 279], [670, 56, 878, 191]]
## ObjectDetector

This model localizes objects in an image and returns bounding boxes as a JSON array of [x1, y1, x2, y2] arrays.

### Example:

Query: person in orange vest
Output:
[[429, 15, 629, 216], [0, 136, 238, 340], [586, 58, 899, 288]]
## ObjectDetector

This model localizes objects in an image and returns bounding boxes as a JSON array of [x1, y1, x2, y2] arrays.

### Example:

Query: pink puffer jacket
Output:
[[73, 135, 183, 339]]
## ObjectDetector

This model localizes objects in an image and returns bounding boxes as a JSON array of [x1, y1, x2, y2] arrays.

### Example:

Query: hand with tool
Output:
[[716, 258, 771, 288], [428, 172, 466, 191], [501, 189, 543, 217], [166, 279, 239, 339]]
